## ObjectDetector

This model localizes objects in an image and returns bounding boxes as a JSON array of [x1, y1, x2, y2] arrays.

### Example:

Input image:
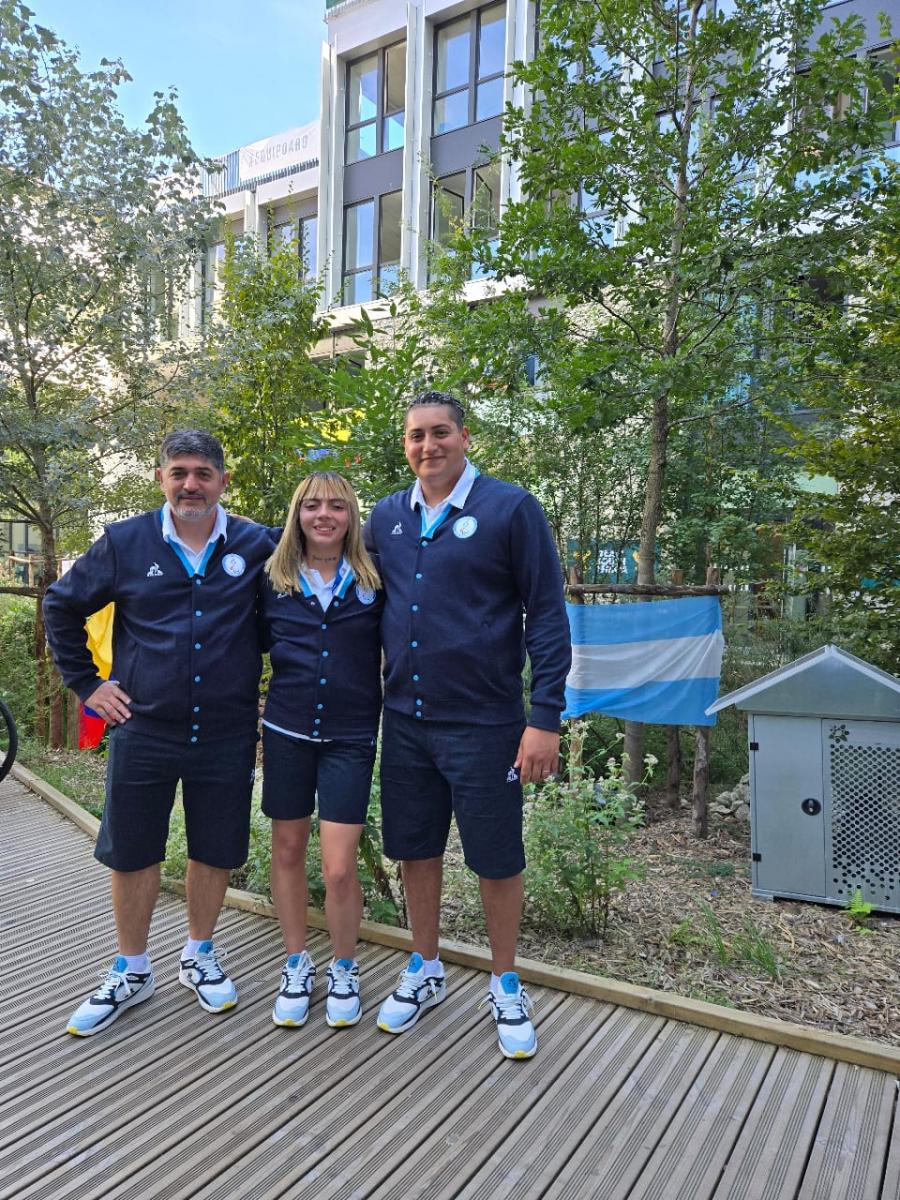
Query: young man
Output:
[[43, 430, 275, 1036], [365, 390, 571, 1059]]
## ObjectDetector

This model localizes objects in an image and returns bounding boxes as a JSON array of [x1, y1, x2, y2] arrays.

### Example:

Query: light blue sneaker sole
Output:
[[326, 1003, 362, 1028]]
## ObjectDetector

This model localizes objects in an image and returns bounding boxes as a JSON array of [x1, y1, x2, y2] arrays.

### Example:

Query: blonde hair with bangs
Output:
[[266, 471, 381, 596]]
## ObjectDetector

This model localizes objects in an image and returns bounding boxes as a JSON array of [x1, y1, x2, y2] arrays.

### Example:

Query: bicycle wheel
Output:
[[0, 698, 18, 783]]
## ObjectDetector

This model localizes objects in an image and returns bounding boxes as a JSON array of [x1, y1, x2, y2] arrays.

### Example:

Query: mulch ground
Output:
[[440, 804, 900, 1048]]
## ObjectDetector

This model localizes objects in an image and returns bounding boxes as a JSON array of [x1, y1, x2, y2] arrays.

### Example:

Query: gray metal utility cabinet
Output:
[[707, 644, 900, 913]]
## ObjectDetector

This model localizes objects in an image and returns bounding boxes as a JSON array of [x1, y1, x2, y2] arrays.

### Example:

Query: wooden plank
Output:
[[0, 910, 278, 1098], [712, 1048, 834, 1200], [252, 995, 628, 1200], [94, 968, 501, 1200], [15, 768, 900, 1075], [182, 985, 575, 1200], [1, 940, 401, 1200], [11, 763, 102, 839], [452, 1019, 718, 1200], [882, 1099, 900, 1200], [1, 779, 897, 1200], [798, 1062, 897, 1200], [626, 1034, 775, 1200]]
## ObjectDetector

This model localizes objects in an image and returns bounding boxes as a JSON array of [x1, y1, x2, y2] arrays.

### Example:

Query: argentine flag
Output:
[[563, 596, 725, 726]]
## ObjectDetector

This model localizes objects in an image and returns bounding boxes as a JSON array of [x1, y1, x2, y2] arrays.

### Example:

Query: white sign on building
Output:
[[238, 121, 320, 184]]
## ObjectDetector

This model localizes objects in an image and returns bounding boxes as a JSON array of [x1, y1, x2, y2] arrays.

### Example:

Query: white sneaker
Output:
[[376, 952, 446, 1033], [479, 972, 537, 1059], [272, 951, 316, 1027], [325, 959, 362, 1027], [66, 957, 155, 1037], [178, 941, 237, 1014]]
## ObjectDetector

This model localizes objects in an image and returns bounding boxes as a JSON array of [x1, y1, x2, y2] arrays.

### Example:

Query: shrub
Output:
[[0, 597, 36, 737], [524, 739, 646, 938]]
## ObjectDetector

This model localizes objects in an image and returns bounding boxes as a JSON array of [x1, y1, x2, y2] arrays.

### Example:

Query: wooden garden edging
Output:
[[13, 761, 900, 1077]]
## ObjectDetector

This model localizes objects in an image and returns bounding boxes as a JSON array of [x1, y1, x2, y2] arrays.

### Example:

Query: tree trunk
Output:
[[33, 599, 47, 743], [49, 668, 64, 750], [67, 689, 81, 749], [692, 726, 710, 839], [666, 726, 682, 809], [34, 516, 60, 745]]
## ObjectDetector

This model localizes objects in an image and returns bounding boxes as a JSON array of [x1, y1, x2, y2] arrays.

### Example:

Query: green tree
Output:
[[0, 0, 216, 741], [487, 0, 896, 771], [780, 197, 900, 670], [205, 230, 331, 523]]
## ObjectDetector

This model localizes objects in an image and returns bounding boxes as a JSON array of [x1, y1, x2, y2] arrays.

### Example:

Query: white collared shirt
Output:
[[410, 457, 479, 527], [162, 502, 228, 571], [299, 557, 351, 611]]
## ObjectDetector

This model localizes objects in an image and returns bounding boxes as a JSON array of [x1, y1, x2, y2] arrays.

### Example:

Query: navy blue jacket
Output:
[[43, 510, 275, 744], [261, 568, 383, 741], [364, 474, 570, 730]]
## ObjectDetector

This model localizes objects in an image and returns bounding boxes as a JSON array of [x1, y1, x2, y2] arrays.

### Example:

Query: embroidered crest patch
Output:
[[452, 516, 478, 540], [355, 585, 376, 606], [222, 553, 246, 577]]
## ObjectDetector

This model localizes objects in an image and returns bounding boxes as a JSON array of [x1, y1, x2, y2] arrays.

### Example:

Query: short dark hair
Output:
[[405, 389, 466, 431], [159, 429, 225, 474]]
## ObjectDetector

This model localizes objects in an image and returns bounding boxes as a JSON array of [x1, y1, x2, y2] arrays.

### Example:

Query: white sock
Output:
[[182, 937, 205, 961], [423, 956, 443, 978], [491, 973, 504, 995], [122, 953, 150, 974]]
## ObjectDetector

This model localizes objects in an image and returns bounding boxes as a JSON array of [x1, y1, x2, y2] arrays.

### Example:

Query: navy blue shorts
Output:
[[379, 709, 525, 880], [261, 725, 376, 824], [96, 725, 257, 872]]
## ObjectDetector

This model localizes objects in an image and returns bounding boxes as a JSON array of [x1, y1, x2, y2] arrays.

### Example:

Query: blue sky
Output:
[[29, 0, 326, 158]]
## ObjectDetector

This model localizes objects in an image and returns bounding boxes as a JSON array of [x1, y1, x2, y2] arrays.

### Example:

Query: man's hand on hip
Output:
[[85, 680, 132, 725], [514, 727, 560, 785]]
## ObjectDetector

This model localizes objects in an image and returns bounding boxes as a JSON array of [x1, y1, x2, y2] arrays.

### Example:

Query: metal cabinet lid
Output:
[[706, 644, 900, 720]]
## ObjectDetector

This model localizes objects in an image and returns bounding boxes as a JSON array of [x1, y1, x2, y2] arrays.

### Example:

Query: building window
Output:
[[342, 192, 403, 304], [346, 41, 406, 164], [202, 240, 227, 321], [343, 200, 374, 303], [870, 49, 899, 149], [378, 192, 402, 293], [300, 215, 318, 278], [270, 216, 318, 278], [431, 162, 501, 277], [433, 3, 506, 136], [578, 184, 616, 246]]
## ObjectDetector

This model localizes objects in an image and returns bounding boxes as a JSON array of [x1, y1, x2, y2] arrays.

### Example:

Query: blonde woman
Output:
[[261, 472, 383, 1029]]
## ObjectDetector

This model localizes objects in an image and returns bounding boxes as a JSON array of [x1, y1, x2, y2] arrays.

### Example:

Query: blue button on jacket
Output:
[[365, 474, 570, 730]]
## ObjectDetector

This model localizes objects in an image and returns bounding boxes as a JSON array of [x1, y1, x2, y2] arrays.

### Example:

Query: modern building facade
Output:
[[187, 0, 536, 337], [183, 0, 898, 338]]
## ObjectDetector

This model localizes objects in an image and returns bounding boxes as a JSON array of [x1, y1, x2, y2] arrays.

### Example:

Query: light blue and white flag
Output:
[[563, 596, 725, 726]]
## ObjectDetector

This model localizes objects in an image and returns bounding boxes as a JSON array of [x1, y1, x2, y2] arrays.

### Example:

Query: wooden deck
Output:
[[1, 773, 899, 1200]]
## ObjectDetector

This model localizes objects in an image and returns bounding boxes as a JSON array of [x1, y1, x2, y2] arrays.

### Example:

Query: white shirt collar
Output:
[[300, 557, 352, 610], [410, 458, 478, 514], [161, 502, 228, 551]]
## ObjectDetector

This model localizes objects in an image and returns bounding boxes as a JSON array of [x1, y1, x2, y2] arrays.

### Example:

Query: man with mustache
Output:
[[44, 430, 274, 1036]]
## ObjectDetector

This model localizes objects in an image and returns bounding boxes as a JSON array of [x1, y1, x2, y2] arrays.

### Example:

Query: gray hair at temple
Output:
[[159, 429, 226, 474], [405, 389, 466, 431]]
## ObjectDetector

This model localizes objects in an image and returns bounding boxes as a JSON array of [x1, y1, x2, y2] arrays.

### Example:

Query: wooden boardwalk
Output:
[[1, 773, 899, 1200]]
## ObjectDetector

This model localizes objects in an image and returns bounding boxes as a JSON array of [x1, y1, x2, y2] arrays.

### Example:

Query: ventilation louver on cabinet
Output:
[[829, 738, 900, 906]]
